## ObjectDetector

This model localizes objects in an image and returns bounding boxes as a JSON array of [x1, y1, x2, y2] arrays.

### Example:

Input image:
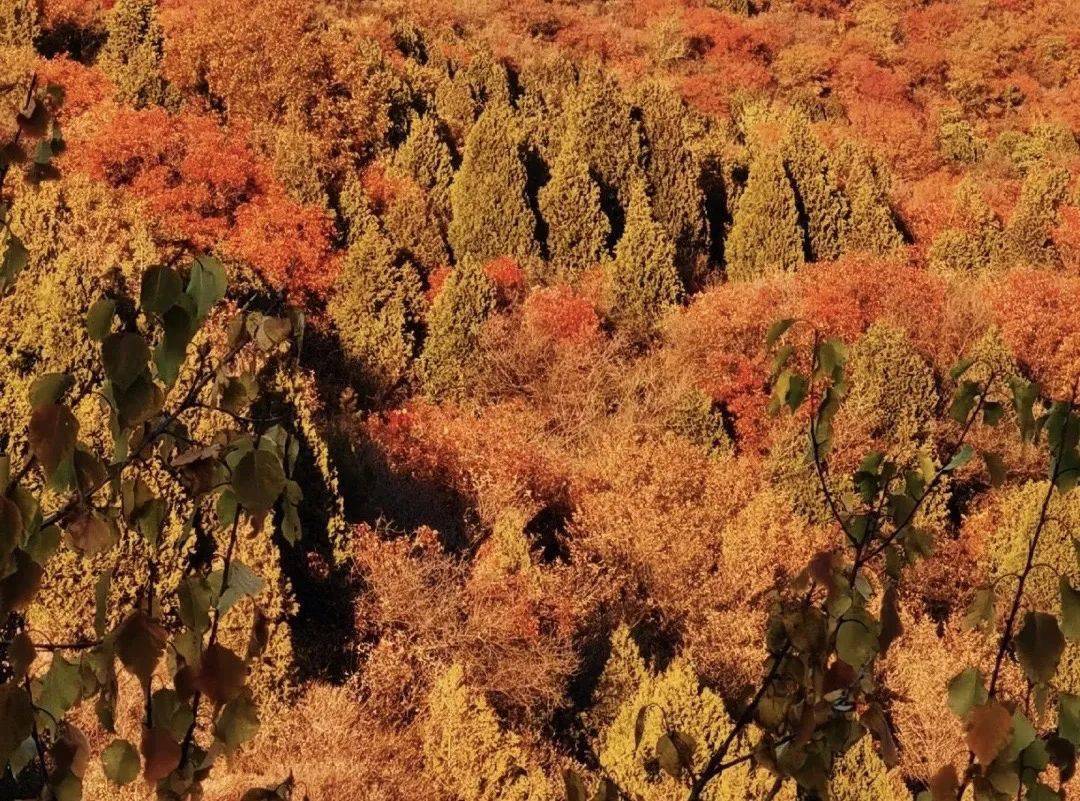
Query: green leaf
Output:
[[947, 667, 987, 718], [28, 372, 73, 409], [950, 357, 976, 380], [1001, 710, 1036, 762], [140, 265, 182, 315], [1061, 578, 1080, 641], [836, 613, 879, 668], [981, 451, 1006, 486], [786, 373, 808, 411], [889, 493, 916, 527], [962, 588, 995, 630], [1011, 378, 1039, 442], [983, 402, 1005, 426], [7, 632, 34, 681], [0, 234, 28, 287], [987, 765, 1019, 796], [771, 344, 795, 379], [253, 316, 291, 351], [878, 585, 902, 655], [656, 731, 695, 779], [114, 611, 166, 689], [1014, 612, 1065, 685], [590, 778, 619, 801], [214, 691, 259, 752], [101, 739, 140, 785], [37, 653, 81, 725], [1027, 784, 1061, 801], [766, 318, 795, 347], [209, 560, 263, 615], [0, 682, 35, 768], [1055, 448, 1080, 494], [949, 381, 979, 423], [281, 502, 301, 545], [232, 450, 286, 514], [633, 706, 648, 749], [85, 298, 115, 341], [150, 689, 194, 742], [1060, 694, 1080, 746], [564, 770, 587, 801], [178, 576, 212, 635], [101, 333, 151, 391], [816, 338, 845, 381], [28, 403, 77, 477], [944, 444, 974, 472], [94, 568, 111, 639], [154, 302, 195, 386], [0, 496, 23, 560], [187, 256, 227, 321]]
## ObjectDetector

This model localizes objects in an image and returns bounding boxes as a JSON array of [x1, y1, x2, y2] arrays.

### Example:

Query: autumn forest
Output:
[[1, 0, 1080, 800]]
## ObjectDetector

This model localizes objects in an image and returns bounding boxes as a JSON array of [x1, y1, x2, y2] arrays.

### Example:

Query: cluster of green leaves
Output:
[[0, 79, 64, 294], [930, 383, 1080, 801], [0, 254, 304, 800], [564, 317, 1056, 801]]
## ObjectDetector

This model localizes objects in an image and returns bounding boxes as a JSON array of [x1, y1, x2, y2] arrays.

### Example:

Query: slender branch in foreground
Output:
[[690, 362, 995, 800]]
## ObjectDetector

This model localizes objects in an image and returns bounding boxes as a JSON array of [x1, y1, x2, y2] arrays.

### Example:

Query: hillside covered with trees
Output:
[[1, 0, 1080, 799]]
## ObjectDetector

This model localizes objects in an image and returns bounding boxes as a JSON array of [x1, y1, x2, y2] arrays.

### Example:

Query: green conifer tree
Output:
[[0, 0, 38, 47], [383, 176, 452, 274], [328, 220, 424, 397], [606, 179, 681, 336], [829, 737, 907, 801], [516, 53, 578, 160], [419, 256, 497, 398], [423, 664, 555, 801], [563, 65, 643, 238], [394, 112, 456, 224], [836, 145, 903, 255], [725, 149, 805, 281], [632, 81, 710, 287], [433, 46, 511, 147], [928, 180, 1002, 274], [447, 103, 540, 264], [994, 164, 1069, 269], [99, 0, 170, 108], [538, 125, 610, 274], [781, 114, 848, 262]]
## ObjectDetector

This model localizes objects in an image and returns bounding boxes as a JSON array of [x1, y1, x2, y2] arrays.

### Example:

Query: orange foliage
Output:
[[69, 108, 334, 296], [794, 256, 948, 359], [42, 0, 113, 28], [364, 401, 571, 525], [482, 256, 525, 303], [989, 268, 1080, 398], [665, 280, 790, 450], [521, 284, 601, 346], [1054, 204, 1080, 273], [426, 264, 452, 303], [35, 56, 113, 122]]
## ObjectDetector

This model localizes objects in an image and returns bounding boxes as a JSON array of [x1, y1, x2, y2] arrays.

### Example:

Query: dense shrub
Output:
[[725, 149, 804, 281], [98, 0, 171, 108], [538, 124, 610, 275], [605, 179, 682, 337], [328, 220, 424, 397], [418, 257, 497, 398], [447, 103, 540, 264]]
